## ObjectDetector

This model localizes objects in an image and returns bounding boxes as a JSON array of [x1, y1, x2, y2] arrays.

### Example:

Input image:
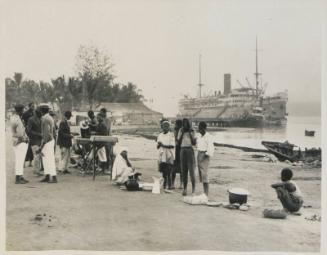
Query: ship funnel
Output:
[[224, 73, 231, 95]]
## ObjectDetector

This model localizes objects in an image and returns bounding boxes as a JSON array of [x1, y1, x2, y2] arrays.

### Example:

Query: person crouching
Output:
[[157, 121, 175, 191], [271, 168, 304, 213], [37, 104, 58, 183], [112, 147, 139, 185]]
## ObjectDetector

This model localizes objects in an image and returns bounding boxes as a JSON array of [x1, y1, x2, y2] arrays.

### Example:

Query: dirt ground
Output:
[[5, 130, 321, 252]]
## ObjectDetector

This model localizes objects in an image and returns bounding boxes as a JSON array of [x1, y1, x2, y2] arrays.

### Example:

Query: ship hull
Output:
[[188, 116, 264, 128], [228, 117, 264, 128]]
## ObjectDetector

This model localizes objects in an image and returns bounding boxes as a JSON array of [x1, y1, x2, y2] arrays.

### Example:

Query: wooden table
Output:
[[75, 136, 118, 180]]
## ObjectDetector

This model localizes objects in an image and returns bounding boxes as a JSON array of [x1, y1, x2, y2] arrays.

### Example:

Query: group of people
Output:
[[10, 102, 112, 184], [156, 118, 304, 214], [10, 103, 304, 214], [157, 118, 215, 196]]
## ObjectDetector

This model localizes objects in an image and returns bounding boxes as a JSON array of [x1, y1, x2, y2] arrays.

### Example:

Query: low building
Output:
[[73, 102, 163, 126]]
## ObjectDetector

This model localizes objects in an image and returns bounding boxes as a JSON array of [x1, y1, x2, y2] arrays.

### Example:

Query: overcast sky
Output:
[[2, 0, 322, 116]]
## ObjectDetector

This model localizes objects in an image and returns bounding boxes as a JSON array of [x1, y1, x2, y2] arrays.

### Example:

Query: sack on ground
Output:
[[263, 209, 287, 219], [152, 177, 162, 194]]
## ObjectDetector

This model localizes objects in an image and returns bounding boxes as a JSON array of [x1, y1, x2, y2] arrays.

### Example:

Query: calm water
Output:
[[212, 116, 321, 150]]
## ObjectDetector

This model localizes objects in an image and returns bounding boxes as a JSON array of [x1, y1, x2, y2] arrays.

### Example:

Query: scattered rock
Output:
[[34, 215, 43, 221], [232, 203, 240, 209], [305, 214, 321, 222], [223, 204, 239, 210]]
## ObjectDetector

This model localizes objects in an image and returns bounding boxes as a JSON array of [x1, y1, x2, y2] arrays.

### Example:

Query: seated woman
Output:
[[112, 147, 140, 185]]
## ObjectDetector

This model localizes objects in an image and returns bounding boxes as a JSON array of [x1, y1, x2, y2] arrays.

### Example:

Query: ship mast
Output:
[[254, 37, 261, 98], [198, 54, 204, 97]]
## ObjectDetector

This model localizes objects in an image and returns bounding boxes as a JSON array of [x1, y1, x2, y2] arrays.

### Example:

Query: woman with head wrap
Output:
[[112, 147, 137, 185]]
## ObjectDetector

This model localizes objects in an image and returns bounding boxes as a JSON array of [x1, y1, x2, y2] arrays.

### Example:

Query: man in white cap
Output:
[[37, 104, 58, 183], [10, 104, 29, 184]]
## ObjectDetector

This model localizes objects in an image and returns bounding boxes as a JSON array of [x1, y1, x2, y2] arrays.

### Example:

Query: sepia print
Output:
[[1, 0, 325, 254]]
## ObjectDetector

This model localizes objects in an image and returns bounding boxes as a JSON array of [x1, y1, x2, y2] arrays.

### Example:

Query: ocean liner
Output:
[[177, 40, 288, 128]]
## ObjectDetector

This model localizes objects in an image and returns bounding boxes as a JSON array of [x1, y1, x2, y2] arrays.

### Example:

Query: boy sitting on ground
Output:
[[271, 168, 303, 214]]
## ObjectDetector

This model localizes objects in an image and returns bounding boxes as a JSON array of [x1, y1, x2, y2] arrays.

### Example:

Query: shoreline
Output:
[[111, 126, 270, 153]]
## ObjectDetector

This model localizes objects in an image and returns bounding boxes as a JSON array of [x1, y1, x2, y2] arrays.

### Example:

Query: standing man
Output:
[[49, 110, 58, 152], [37, 104, 58, 183], [22, 102, 35, 167], [22, 102, 35, 125], [99, 108, 112, 172], [96, 113, 108, 172], [10, 104, 29, 184], [196, 121, 215, 196], [177, 118, 197, 196], [57, 111, 74, 174], [26, 107, 43, 176], [87, 110, 97, 135], [99, 108, 111, 135]]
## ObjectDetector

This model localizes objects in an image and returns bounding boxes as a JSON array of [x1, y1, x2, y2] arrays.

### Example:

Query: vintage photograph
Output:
[[2, 0, 324, 253]]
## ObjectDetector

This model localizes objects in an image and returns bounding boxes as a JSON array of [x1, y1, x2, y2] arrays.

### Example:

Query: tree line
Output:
[[5, 45, 143, 113]]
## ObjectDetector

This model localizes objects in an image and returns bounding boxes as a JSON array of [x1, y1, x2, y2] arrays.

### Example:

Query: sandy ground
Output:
[[5, 129, 321, 252]]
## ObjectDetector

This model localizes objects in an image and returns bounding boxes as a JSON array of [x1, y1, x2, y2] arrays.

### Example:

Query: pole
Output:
[[254, 37, 261, 98]]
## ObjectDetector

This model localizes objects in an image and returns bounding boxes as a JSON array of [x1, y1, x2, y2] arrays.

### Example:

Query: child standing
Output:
[[196, 121, 215, 196], [271, 168, 304, 213], [157, 121, 175, 190]]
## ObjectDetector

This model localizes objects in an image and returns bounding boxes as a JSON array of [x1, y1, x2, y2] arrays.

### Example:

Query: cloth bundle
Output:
[[183, 194, 208, 205]]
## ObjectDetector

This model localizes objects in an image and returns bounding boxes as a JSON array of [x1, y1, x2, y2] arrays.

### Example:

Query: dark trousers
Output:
[[159, 163, 172, 189], [25, 143, 34, 162], [172, 145, 182, 187], [180, 147, 195, 189]]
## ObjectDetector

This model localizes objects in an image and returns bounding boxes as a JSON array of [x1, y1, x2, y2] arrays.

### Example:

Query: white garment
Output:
[[59, 147, 70, 171], [97, 146, 107, 162], [157, 132, 175, 164], [112, 154, 133, 182], [13, 142, 28, 175], [196, 132, 215, 157], [10, 114, 28, 146], [42, 139, 56, 176], [88, 146, 107, 162]]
